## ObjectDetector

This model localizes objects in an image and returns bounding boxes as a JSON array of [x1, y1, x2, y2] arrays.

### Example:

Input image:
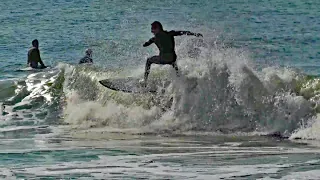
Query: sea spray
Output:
[[59, 39, 316, 137]]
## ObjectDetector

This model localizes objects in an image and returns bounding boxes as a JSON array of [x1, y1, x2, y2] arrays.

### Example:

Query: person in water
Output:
[[142, 21, 203, 84], [79, 49, 93, 64], [27, 39, 46, 69]]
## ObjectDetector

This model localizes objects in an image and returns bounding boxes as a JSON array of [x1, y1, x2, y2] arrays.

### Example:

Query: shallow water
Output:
[[2, 127, 320, 179]]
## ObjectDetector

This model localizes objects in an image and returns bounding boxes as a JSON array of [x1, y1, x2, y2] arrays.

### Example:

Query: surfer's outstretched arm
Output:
[[170, 31, 203, 37], [143, 37, 155, 47]]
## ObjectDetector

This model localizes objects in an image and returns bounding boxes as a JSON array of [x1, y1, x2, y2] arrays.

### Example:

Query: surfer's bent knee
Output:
[[146, 58, 152, 66]]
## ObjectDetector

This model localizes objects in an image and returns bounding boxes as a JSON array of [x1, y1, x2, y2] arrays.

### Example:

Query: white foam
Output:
[[56, 38, 318, 138], [290, 114, 320, 140]]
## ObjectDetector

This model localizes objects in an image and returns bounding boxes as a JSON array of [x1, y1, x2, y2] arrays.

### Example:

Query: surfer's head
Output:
[[85, 48, 93, 57], [32, 39, 39, 48], [151, 21, 163, 35]]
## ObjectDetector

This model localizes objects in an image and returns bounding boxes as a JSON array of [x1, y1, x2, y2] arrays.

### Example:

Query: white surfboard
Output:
[[17, 66, 50, 72]]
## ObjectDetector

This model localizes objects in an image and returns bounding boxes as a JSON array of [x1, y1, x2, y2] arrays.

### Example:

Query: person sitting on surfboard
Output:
[[142, 21, 203, 85], [27, 39, 47, 69], [79, 49, 93, 64]]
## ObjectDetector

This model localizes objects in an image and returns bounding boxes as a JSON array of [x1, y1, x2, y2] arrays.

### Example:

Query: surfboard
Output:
[[99, 77, 158, 93], [17, 66, 50, 72]]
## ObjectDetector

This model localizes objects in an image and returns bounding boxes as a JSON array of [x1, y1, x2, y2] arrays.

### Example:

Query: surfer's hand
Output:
[[195, 33, 203, 37]]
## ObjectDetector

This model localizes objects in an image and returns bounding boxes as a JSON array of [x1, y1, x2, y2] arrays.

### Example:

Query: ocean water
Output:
[[1, 0, 320, 179]]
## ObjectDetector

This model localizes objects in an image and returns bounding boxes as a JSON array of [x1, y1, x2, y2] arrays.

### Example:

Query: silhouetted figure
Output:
[[79, 49, 93, 64], [142, 21, 203, 85], [28, 39, 46, 69]]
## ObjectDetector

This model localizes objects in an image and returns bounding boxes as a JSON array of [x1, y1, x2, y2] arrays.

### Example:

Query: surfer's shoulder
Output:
[[28, 47, 38, 55]]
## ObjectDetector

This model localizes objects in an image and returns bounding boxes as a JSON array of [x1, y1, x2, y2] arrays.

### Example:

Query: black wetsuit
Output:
[[28, 47, 45, 68], [79, 55, 93, 64], [143, 30, 196, 81]]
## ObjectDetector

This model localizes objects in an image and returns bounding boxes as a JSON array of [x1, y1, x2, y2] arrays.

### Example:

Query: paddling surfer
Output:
[[79, 49, 93, 64], [27, 39, 47, 69]]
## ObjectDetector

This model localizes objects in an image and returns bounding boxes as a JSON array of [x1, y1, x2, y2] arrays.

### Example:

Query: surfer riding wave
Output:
[[142, 21, 203, 85]]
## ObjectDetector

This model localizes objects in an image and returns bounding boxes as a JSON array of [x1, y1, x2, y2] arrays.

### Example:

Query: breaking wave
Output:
[[1, 38, 320, 140]]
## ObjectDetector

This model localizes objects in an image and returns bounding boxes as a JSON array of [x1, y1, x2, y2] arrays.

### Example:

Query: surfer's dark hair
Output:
[[151, 21, 163, 30], [32, 39, 39, 46]]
